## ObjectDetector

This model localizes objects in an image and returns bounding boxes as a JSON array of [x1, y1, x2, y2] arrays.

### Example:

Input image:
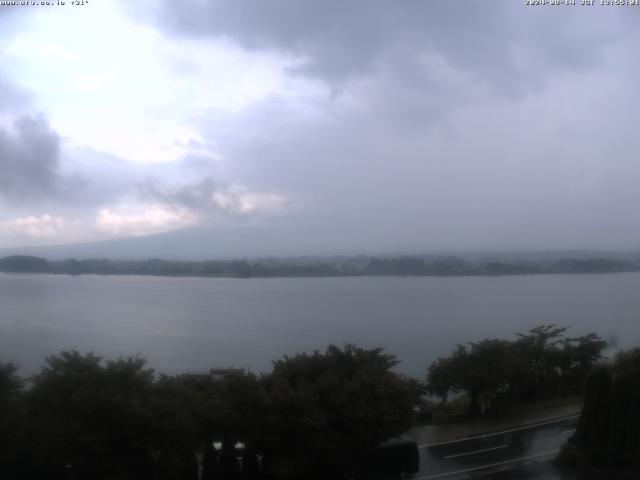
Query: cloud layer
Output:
[[1, 1, 640, 254], [0, 115, 62, 203]]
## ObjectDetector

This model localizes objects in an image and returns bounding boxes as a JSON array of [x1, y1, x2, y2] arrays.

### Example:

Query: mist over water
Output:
[[1, 272, 637, 378]]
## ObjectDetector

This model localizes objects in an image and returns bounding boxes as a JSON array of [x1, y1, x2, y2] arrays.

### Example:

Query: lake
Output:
[[1, 272, 639, 378]]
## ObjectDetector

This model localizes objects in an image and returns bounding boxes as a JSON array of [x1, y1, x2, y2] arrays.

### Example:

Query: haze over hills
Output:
[[0, 221, 395, 260], [1, 220, 639, 265]]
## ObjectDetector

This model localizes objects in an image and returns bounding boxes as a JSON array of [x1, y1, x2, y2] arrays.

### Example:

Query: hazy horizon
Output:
[[1, 228, 639, 263]]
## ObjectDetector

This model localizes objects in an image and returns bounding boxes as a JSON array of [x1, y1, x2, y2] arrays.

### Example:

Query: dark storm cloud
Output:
[[112, 1, 640, 254], [0, 74, 140, 208], [0, 110, 132, 207], [186, 55, 640, 252], [0, 113, 124, 207], [0, 115, 65, 203], [0, 75, 83, 205], [147, 0, 624, 94]]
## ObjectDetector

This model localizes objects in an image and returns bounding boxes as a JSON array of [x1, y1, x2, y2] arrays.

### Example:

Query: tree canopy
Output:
[[562, 348, 640, 470], [0, 345, 419, 480], [427, 325, 607, 416], [261, 344, 418, 478]]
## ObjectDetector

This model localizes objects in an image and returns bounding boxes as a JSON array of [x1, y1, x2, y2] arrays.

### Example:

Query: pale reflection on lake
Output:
[[1, 272, 638, 377]]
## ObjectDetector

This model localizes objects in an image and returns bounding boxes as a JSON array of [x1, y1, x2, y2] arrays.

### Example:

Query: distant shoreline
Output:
[[1, 254, 639, 279]]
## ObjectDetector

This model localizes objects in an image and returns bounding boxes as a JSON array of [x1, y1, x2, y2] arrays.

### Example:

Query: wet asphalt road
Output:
[[410, 415, 580, 480]]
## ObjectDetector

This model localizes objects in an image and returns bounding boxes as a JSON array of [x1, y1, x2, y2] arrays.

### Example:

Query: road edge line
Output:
[[418, 414, 580, 448], [414, 449, 560, 479]]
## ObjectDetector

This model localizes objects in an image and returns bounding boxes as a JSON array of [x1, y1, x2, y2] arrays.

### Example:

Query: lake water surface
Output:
[[1, 272, 639, 378]]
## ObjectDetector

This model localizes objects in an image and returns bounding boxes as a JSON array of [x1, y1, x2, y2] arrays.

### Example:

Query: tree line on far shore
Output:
[[1, 254, 638, 278]]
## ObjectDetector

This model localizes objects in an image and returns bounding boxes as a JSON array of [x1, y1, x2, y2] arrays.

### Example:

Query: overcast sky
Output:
[[0, 0, 639, 256]]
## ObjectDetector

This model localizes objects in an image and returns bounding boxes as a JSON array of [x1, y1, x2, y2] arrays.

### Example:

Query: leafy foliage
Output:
[[26, 351, 156, 479], [0, 362, 25, 477], [261, 344, 418, 478], [427, 325, 607, 416], [0, 345, 418, 480], [566, 348, 640, 469]]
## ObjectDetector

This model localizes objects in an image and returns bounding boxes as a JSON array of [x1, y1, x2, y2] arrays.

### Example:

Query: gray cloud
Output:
[[184, 37, 640, 253], [3, 1, 640, 253], [0, 74, 84, 206], [0, 75, 29, 112], [0, 112, 118, 208], [140, 175, 286, 220], [0, 77, 136, 209], [0, 115, 65, 204], [126, 1, 640, 253], [146, 0, 626, 95], [0, 114, 147, 210], [141, 176, 227, 212]]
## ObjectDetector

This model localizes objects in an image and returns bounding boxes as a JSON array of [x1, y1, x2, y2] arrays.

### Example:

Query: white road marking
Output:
[[561, 429, 575, 435], [418, 414, 580, 448], [414, 449, 560, 479], [443, 444, 508, 459]]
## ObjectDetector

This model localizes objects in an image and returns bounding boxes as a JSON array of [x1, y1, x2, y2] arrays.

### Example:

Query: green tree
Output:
[[559, 333, 608, 390], [27, 351, 155, 479], [427, 340, 522, 416], [0, 362, 26, 478], [564, 349, 640, 469], [261, 344, 418, 479], [147, 374, 208, 479], [426, 345, 468, 402], [428, 325, 607, 416]]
